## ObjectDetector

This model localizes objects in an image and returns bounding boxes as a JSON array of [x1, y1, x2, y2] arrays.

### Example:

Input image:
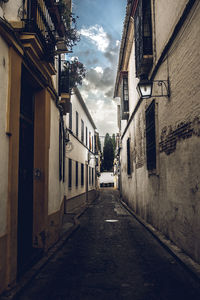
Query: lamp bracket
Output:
[[151, 79, 170, 98]]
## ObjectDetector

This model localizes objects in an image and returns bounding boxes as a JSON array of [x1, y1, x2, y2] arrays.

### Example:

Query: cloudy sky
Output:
[[69, 0, 127, 136]]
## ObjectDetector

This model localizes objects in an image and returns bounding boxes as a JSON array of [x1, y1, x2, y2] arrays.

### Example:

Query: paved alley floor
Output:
[[13, 189, 200, 300]]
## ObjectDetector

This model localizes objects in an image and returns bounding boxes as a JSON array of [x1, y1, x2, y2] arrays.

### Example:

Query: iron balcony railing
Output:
[[134, 0, 153, 77], [60, 69, 70, 94], [23, 0, 65, 62]]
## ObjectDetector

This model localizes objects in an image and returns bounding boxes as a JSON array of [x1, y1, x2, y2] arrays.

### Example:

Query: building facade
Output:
[[65, 87, 98, 213], [0, 0, 76, 293], [115, 0, 200, 264]]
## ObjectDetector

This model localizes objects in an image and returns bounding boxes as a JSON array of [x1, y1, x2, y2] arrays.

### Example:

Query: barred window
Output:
[[92, 168, 94, 186], [89, 167, 91, 185], [127, 138, 131, 175], [81, 119, 84, 142], [123, 77, 129, 112], [146, 100, 156, 170], [68, 158, 72, 188], [76, 111, 79, 137], [86, 126, 88, 147], [81, 163, 84, 186], [76, 161, 78, 187]]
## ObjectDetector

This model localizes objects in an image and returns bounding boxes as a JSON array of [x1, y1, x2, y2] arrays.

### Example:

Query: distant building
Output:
[[65, 87, 98, 213], [115, 0, 200, 264]]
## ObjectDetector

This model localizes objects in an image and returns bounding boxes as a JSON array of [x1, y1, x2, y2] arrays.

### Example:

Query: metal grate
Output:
[[145, 100, 156, 170], [127, 138, 131, 175]]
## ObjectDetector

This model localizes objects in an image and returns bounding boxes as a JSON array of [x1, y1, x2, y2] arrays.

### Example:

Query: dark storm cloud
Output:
[[103, 33, 120, 64], [85, 66, 115, 91]]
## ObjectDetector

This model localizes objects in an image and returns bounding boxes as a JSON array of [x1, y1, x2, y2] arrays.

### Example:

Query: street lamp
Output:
[[137, 77, 170, 99], [136, 78, 153, 99]]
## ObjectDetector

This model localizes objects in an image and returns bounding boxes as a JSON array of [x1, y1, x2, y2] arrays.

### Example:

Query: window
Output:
[[92, 168, 94, 186], [121, 72, 129, 120], [81, 163, 84, 186], [81, 119, 84, 142], [123, 77, 129, 111], [92, 136, 94, 152], [89, 167, 91, 185], [68, 158, 72, 188], [86, 126, 88, 147], [94, 134, 97, 154], [127, 138, 131, 175], [146, 100, 156, 170], [134, 0, 153, 77], [89, 132, 92, 150], [76, 161, 78, 187], [69, 104, 72, 130], [76, 111, 78, 137]]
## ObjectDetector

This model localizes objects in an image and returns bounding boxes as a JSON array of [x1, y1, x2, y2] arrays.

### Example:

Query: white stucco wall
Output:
[[154, 0, 188, 62], [48, 100, 65, 215], [65, 91, 96, 199], [0, 36, 9, 237], [3, 0, 22, 22], [67, 92, 95, 150]]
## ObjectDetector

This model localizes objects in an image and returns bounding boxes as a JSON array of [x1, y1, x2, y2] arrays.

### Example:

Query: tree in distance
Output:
[[101, 133, 116, 172]]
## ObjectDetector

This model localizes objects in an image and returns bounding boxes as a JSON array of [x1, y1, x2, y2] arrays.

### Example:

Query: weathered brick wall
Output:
[[160, 117, 200, 155], [120, 0, 200, 264], [152, 0, 200, 262]]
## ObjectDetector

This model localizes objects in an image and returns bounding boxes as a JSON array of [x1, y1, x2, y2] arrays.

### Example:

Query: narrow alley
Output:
[[10, 189, 200, 300]]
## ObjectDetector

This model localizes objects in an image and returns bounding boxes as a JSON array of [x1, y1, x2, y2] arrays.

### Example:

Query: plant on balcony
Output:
[[62, 58, 86, 93], [57, 0, 80, 50]]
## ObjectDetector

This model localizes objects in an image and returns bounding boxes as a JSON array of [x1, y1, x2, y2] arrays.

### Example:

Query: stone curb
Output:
[[120, 198, 200, 282]]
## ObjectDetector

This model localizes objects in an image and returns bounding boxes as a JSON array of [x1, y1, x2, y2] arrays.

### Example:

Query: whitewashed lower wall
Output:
[[48, 101, 65, 214]]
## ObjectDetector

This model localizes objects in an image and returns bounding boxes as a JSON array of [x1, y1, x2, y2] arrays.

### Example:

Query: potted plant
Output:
[[61, 58, 86, 94], [57, 0, 80, 50]]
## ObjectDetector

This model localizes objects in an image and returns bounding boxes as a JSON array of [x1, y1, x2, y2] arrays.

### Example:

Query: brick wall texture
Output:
[[120, 1, 200, 264]]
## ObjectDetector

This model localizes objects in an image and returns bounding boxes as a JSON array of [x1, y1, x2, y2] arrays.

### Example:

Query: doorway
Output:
[[17, 66, 36, 275]]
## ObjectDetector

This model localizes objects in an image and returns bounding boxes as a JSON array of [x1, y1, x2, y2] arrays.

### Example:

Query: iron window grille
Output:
[[86, 127, 88, 147], [68, 158, 72, 188], [60, 69, 70, 94], [89, 167, 91, 185], [145, 100, 156, 170], [76, 111, 79, 137], [92, 168, 94, 186], [81, 119, 84, 142], [76, 161, 78, 187], [123, 77, 129, 112], [121, 74, 129, 120], [81, 163, 84, 186], [127, 138, 131, 175]]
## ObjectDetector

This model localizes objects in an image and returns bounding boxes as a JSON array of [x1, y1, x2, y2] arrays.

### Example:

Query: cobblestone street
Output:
[[9, 189, 200, 300]]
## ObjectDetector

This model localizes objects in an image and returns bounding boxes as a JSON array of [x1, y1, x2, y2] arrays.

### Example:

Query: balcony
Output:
[[60, 69, 70, 94], [134, 0, 153, 77], [20, 0, 67, 63]]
